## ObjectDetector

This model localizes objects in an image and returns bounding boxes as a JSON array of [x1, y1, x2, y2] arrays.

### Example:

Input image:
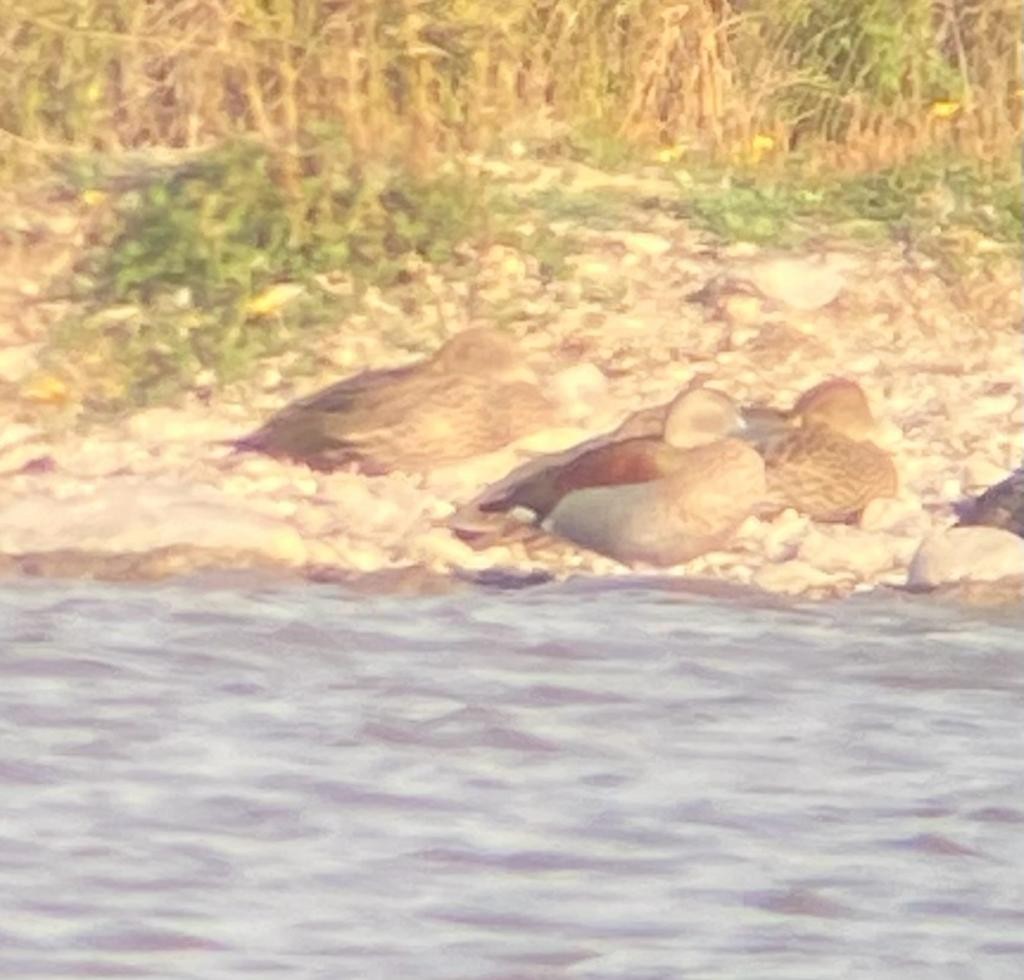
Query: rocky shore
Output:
[[1, 160, 1021, 599]]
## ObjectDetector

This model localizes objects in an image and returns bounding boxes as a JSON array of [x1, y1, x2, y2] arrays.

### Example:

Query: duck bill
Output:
[[738, 405, 790, 441]]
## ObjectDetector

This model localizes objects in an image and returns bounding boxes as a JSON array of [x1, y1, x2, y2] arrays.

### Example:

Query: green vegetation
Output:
[[665, 157, 1022, 247], [0, 0, 1017, 416], [2, 0, 1016, 174], [95, 139, 493, 303], [43, 138, 523, 414]]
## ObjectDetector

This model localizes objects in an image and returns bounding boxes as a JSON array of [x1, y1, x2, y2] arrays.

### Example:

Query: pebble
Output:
[[961, 455, 1009, 493], [0, 483, 307, 565], [752, 560, 845, 596], [0, 344, 40, 383], [0, 423, 40, 452], [550, 363, 608, 416], [721, 294, 763, 324], [569, 257, 613, 279], [859, 497, 926, 535], [974, 393, 1018, 418], [846, 354, 881, 374], [127, 407, 238, 443], [54, 443, 135, 478], [612, 231, 673, 257], [907, 527, 1024, 588], [797, 526, 895, 578], [742, 253, 856, 311]]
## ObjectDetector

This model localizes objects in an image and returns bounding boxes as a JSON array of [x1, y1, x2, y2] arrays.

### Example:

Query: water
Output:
[[1, 576, 1022, 979]]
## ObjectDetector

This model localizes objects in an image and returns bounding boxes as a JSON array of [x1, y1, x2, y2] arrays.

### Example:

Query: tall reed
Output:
[[1, 0, 1017, 176]]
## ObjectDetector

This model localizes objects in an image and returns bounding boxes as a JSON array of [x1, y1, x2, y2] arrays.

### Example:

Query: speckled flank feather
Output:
[[739, 377, 898, 522], [233, 328, 555, 473], [758, 423, 898, 522], [956, 467, 1024, 537]]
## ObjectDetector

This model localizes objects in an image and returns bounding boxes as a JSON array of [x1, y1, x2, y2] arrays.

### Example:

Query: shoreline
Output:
[[1, 159, 1021, 600]]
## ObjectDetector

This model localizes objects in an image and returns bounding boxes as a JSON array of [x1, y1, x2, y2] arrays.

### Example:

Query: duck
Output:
[[232, 328, 556, 474], [455, 387, 766, 566], [954, 466, 1024, 538], [742, 378, 899, 523]]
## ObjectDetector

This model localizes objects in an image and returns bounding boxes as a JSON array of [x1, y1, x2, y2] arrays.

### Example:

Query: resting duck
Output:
[[742, 378, 899, 523], [454, 387, 765, 566], [232, 328, 556, 474], [955, 466, 1024, 538]]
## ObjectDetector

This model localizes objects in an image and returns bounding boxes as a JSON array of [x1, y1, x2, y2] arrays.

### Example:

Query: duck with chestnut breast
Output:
[[232, 327, 556, 474], [455, 387, 765, 566], [448, 376, 714, 545], [742, 378, 899, 523]]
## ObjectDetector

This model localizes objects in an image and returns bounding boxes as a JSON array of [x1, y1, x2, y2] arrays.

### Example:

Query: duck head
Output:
[[433, 327, 531, 382], [790, 378, 878, 441], [663, 388, 746, 449]]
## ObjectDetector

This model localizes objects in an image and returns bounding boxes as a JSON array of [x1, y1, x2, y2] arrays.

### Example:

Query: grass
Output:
[[37, 138, 504, 415], [1, 0, 1017, 418], [1, 0, 1017, 176], [657, 155, 1023, 248], [28, 140, 1018, 419], [34, 137, 591, 417]]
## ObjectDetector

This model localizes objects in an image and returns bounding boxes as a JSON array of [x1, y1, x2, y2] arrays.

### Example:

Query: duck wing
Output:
[[484, 437, 682, 519], [759, 426, 897, 522]]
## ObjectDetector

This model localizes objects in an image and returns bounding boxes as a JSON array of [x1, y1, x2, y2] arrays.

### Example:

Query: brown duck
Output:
[[232, 328, 555, 474], [955, 467, 1024, 538], [454, 388, 765, 566], [743, 378, 898, 523]]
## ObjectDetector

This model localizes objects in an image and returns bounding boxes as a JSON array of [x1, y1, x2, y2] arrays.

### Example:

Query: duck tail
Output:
[[476, 488, 519, 514], [951, 496, 976, 526]]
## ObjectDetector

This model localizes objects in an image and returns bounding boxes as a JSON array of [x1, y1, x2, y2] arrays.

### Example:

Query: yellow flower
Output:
[[655, 145, 686, 164], [81, 189, 106, 206], [930, 100, 961, 119], [23, 374, 69, 404], [246, 282, 305, 316], [749, 133, 776, 163]]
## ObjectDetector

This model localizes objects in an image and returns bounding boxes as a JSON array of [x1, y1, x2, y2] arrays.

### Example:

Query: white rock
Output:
[[0, 344, 41, 383], [871, 419, 904, 450], [126, 408, 238, 444], [973, 393, 1018, 418], [939, 476, 962, 501], [611, 231, 673, 256], [859, 496, 926, 534], [0, 423, 41, 452], [907, 527, 1024, 588], [325, 536, 388, 571], [569, 257, 613, 278], [550, 363, 608, 417], [743, 509, 808, 562], [752, 560, 845, 595], [721, 294, 763, 324], [961, 455, 1010, 494], [410, 527, 478, 567], [742, 252, 859, 311], [0, 481, 306, 565], [797, 526, 896, 579], [728, 325, 761, 347], [55, 442, 135, 477], [845, 353, 880, 374]]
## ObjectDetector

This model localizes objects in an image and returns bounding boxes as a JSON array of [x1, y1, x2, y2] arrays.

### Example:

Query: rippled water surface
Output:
[[1, 576, 1022, 979]]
